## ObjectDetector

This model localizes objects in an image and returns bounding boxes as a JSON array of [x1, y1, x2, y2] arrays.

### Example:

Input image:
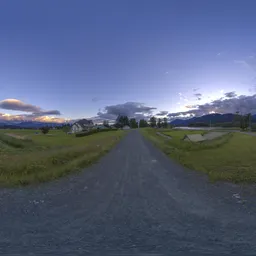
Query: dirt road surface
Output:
[[1, 130, 256, 255]]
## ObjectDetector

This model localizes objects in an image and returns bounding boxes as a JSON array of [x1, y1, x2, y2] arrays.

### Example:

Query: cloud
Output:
[[156, 111, 168, 116], [96, 102, 157, 121], [224, 91, 237, 98], [234, 56, 256, 72], [32, 110, 61, 116], [0, 99, 63, 123], [0, 99, 41, 112], [92, 97, 99, 102], [0, 112, 66, 123], [194, 93, 202, 100], [193, 88, 200, 92], [216, 51, 227, 57], [185, 105, 198, 109], [168, 94, 256, 119], [0, 99, 61, 116]]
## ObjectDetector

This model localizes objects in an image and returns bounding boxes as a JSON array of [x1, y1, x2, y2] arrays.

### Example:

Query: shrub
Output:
[[40, 127, 50, 134], [75, 128, 115, 137]]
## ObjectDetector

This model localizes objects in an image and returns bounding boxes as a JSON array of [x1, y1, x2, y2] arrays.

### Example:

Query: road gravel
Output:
[[1, 130, 256, 255]]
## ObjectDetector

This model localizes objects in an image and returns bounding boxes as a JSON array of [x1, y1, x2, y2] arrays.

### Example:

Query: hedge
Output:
[[75, 128, 116, 137]]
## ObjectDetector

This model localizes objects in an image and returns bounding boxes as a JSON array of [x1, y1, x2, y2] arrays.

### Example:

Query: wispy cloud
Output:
[[234, 56, 256, 72], [92, 97, 99, 102], [216, 51, 226, 57], [194, 93, 202, 100]]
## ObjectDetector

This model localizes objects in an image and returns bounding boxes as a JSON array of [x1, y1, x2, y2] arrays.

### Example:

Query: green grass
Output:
[[0, 129, 126, 186], [141, 128, 256, 183]]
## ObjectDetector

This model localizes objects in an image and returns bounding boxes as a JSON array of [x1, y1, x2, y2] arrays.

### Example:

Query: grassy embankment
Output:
[[141, 128, 256, 183], [0, 129, 126, 186]]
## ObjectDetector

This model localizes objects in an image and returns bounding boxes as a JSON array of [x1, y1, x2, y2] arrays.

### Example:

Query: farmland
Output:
[[141, 128, 256, 183], [0, 129, 125, 186]]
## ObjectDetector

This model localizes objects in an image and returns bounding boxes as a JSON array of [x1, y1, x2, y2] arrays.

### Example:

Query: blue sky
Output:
[[1, 0, 256, 122]]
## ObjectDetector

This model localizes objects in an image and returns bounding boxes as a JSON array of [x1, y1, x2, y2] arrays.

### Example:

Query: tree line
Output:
[[115, 115, 168, 128]]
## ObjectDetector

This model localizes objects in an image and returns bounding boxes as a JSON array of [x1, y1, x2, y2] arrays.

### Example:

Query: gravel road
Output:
[[1, 130, 256, 255]]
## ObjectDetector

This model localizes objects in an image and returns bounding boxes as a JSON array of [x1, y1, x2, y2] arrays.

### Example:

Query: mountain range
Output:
[[0, 120, 66, 129], [170, 113, 256, 126], [0, 113, 254, 129]]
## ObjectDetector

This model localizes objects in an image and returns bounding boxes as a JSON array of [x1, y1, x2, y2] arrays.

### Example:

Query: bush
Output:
[[40, 127, 50, 134]]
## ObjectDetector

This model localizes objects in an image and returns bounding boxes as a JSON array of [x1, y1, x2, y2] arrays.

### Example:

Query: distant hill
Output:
[[170, 113, 256, 126], [0, 121, 66, 129]]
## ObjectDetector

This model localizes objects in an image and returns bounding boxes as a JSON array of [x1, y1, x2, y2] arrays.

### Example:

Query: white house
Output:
[[122, 125, 130, 130], [71, 119, 94, 133]]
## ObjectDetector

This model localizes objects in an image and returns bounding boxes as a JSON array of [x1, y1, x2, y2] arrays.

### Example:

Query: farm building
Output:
[[70, 119, 94, 133]]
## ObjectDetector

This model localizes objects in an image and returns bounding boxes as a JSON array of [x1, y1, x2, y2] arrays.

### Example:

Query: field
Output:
[[141, 128, 256, 183], [0, 129, 126, 187]]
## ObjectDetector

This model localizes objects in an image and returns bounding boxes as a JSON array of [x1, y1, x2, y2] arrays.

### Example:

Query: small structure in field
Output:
[[183, 134, 205, 142], [203, 131, 228, 140], [183, 131, 228, 142]]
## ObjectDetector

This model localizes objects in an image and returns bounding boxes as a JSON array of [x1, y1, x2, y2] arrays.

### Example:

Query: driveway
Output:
[[1, 130, 256, 255]]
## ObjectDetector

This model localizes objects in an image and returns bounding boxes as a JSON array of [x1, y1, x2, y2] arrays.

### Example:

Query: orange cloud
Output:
[[33, 116, 67, 123], [0, 112, 68, 123], [0, 98, 65, 123], [0, 99, 41, 112]]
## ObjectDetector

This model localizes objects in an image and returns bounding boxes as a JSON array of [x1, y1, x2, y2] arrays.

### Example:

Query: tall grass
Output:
[[0, 133, 33, 148], [0, 130, 125, 187], [141, 128, 256, 183]]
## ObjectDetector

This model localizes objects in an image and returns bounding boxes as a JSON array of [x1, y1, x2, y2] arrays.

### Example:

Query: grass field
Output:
[[141, 128, 256, 183], [0, 129, 126, 187]]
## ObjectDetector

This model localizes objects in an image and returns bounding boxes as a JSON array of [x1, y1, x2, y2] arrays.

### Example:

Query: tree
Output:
[[163, 117, 168, 128], [103, 120, 110, 128], [129, 118, 138, 128], [62, 125, 70, 133], [240, 113, 251, 130], [116, 115, 130, 128], [40, 126, 50, 134], [139, 119, 148, 128], [157, 118, 162, 128], [149, 116, 156, 128]]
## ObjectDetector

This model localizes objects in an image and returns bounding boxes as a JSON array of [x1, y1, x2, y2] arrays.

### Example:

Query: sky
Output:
[[1, 0, 256, 123]]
